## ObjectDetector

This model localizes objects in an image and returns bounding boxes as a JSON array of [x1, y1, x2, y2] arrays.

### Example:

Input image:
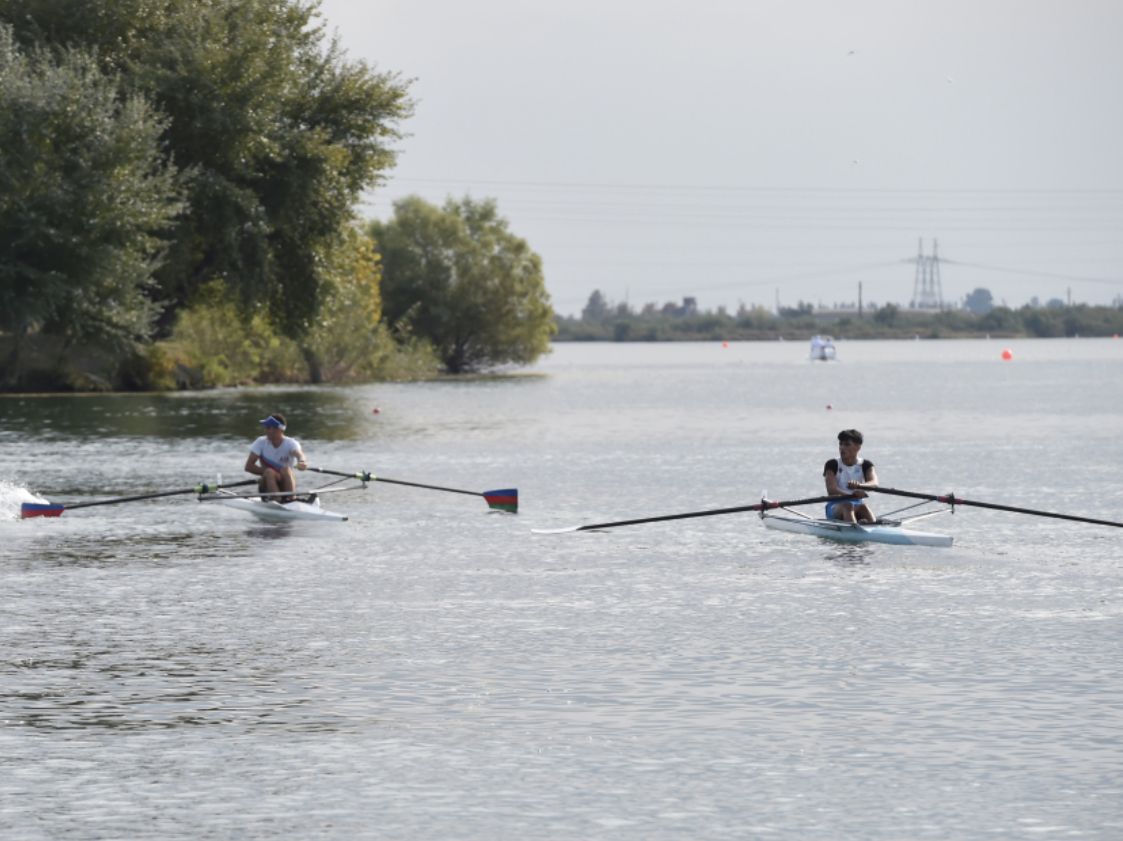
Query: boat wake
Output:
[[0, 480, 48, 521]]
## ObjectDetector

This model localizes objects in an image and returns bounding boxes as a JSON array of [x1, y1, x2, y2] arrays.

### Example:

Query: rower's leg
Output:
[[262, 468, 281, 494], [276, 468, 296, 503]]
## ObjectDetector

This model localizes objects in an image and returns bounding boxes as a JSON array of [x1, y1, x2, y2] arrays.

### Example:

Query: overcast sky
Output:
[[316, 0, 1123, 316]]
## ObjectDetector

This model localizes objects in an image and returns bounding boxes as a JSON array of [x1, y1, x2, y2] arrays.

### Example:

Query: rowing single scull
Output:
[[21, 464, 516, 523], [202, 488, 352, 523], [759, 511, 953, 547], [534, 486, 1122, 546]]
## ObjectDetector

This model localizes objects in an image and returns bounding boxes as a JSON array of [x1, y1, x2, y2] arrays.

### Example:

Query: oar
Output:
[[20, 479, 259, 519], [533, 494, 850, 534], [869, 487, 1123, 529], [307, 467, 517, 513]]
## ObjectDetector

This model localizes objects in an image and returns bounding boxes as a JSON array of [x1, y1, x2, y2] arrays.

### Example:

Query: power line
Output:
[[382, 176, 1123, 197], [941, 259, 1123, 285]]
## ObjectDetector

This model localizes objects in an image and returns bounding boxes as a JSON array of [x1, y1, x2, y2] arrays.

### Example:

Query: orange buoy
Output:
[[1001, 348, 1013, 361]]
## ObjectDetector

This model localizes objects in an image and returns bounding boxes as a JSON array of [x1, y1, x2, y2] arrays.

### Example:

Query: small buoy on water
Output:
[[826, 404, 833, 410], [722, 341, 729, 348], [1001, 348, 1013, 361], [372, 407, 381, 414]]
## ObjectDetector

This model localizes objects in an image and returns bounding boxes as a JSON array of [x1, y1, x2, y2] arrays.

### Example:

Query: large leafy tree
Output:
[[0, 0, 412, 334], [372, 196, 555, 373], [0, 26, 181, 370]]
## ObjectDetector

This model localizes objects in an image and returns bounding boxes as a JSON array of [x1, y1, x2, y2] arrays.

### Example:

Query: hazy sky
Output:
[[316, 0, 1123, 315]]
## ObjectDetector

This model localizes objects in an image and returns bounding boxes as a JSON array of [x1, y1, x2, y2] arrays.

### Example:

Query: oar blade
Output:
[[21, 503, 65, 519], [483, 489, 518, 513]]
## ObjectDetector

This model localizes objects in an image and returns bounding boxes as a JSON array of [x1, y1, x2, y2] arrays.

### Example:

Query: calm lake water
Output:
[[2, 338, 1122, 840]]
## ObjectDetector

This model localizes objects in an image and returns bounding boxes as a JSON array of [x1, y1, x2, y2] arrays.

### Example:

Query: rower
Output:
[[245, 413, 308, 501], [824, 428, 878, 523]]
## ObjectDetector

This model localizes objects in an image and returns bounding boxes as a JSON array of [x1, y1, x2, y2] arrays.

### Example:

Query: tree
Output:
[[964, 287, 994, 315], [372, 196, 555, 373], [0, 26, 181, 381], [298, 225, 401, 383], [581, 290, 610, 322], [873, 302, 899, 326], [0, 0, 413, 335]]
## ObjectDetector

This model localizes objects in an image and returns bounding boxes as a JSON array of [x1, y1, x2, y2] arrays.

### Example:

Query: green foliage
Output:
[[158, 281, 306, 387], [0, 0, 413, 336], [145, 227, 438, 388], [372, 196, 556, 373], [300, 226, 438, 382], [873, 303, 899, 326], [0, 26, 181, 361], [979, 306, 1020, 332]]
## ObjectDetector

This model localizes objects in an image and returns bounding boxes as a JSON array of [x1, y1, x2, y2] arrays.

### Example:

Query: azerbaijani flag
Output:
[[482, 489, 518, 513]]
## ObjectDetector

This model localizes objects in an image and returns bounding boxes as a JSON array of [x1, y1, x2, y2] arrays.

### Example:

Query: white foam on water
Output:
[[0, 479, 48, 521]]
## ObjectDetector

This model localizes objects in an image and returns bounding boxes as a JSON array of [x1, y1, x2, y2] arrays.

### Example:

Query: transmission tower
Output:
[[911, 238, 944, 309]]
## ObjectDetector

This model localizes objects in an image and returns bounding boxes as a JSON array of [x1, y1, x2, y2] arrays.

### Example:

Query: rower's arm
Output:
[[824, 467, 846, 496], [294, 447, 308, 470], [245, 452, 262, 476], [862, 464, 879, 489]]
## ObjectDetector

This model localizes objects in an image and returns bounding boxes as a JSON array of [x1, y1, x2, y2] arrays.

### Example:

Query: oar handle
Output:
[[869, 487, 1123, 529]]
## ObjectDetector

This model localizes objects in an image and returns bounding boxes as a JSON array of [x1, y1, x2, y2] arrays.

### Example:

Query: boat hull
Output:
[[762, 514, 952, 547], [220, 495, 348, 523]]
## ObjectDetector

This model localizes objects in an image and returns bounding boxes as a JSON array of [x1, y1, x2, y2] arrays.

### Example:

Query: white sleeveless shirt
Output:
[[835, 458, 867, 490], [825, 458, 872, 493]]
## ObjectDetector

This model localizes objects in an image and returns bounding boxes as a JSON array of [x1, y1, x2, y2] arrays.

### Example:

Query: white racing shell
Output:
[[762, 513, 953, 547]]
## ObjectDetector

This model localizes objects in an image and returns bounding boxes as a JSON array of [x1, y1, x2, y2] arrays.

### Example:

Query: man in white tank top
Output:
[[823, 428, 878, 523], [245, 413, 308, 499]]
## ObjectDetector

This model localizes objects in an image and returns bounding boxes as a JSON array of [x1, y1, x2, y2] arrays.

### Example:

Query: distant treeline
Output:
[[556, 295, 1123, 341]]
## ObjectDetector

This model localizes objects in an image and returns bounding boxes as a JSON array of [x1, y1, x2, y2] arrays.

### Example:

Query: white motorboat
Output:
[[810, 334, 837, 361]]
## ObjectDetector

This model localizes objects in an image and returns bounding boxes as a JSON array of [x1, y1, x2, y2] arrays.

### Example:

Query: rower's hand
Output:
[[297, 460, 307, 470], [847, 481, 868, 496]]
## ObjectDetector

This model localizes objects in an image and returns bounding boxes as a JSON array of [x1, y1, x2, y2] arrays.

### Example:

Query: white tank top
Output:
[[825, 458, 870, 494], [835, 459, 866, 490]]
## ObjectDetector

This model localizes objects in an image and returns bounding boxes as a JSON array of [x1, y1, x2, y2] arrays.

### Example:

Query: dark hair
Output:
[[837, 428, 863, 444], [271, 412, 287, 427]]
